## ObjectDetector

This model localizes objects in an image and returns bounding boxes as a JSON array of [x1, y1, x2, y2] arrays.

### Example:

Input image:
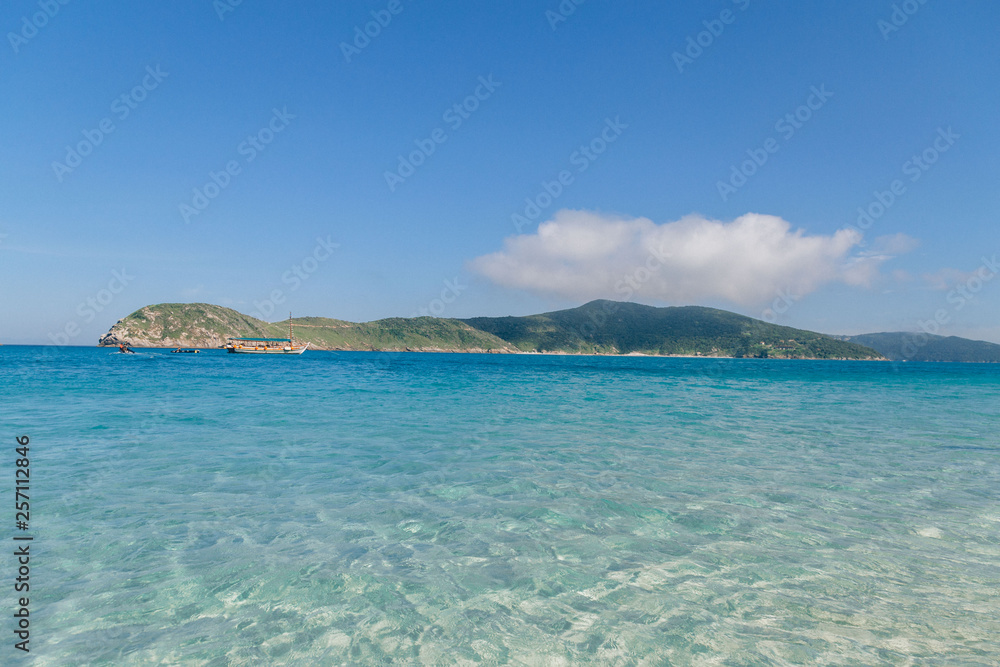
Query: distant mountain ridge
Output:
[[99, 301, 884, 359], [841, 332, 1000, 363]]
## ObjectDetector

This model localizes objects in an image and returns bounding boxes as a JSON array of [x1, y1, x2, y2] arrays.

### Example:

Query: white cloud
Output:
[[469, 210, 912, 306], [857, 233, 921, 259]]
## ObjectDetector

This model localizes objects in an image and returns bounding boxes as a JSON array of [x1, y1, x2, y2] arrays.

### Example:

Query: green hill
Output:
[[283, 316, 514, 352], [99, 304, 514, 352], [462, 300, 883, 359], [98, 303, 274, 348], [844, 332, 1000, 362], [100, 300, 884, 359]]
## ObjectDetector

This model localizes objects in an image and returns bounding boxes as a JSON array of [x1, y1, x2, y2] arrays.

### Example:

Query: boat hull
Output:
[[225, 343, 309, 355]]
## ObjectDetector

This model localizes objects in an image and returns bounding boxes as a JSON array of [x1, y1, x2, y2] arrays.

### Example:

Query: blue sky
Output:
[[2, 0, 998, 345]]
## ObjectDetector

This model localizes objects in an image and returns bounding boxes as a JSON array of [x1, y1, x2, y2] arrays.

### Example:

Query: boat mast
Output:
[[289, 312, 293, 344]]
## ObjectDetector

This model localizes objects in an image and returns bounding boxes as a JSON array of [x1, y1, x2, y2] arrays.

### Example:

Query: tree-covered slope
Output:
[[463, 300, 883, 359]]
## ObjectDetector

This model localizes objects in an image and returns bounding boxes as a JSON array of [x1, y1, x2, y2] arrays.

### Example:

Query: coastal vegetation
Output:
[[100, 301, 885, 359]]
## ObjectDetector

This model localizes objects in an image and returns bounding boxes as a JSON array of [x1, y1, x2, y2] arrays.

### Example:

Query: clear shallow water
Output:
[[2, 347, 999, 665]]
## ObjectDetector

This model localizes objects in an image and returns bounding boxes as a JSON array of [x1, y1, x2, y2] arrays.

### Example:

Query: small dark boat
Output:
[[172, 348, 200, 354]]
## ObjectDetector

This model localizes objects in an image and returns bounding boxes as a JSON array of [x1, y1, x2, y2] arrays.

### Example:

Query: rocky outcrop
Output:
[[97, 329, 124, 347]]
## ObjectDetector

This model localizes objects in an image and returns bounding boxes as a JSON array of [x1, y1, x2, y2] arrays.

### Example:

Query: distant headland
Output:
[[95, 301, 1000, 362], [98, 301, 892, 360]]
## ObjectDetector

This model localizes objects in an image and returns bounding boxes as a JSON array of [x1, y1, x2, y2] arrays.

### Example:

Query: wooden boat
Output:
[[225, 313, 309, 355]]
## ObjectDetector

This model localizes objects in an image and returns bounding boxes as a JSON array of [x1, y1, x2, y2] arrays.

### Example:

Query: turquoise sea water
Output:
[[2, 347, 999, 665]]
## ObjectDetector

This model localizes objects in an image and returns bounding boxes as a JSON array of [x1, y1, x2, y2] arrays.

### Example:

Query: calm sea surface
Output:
[[2, 347, 999, 665]]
